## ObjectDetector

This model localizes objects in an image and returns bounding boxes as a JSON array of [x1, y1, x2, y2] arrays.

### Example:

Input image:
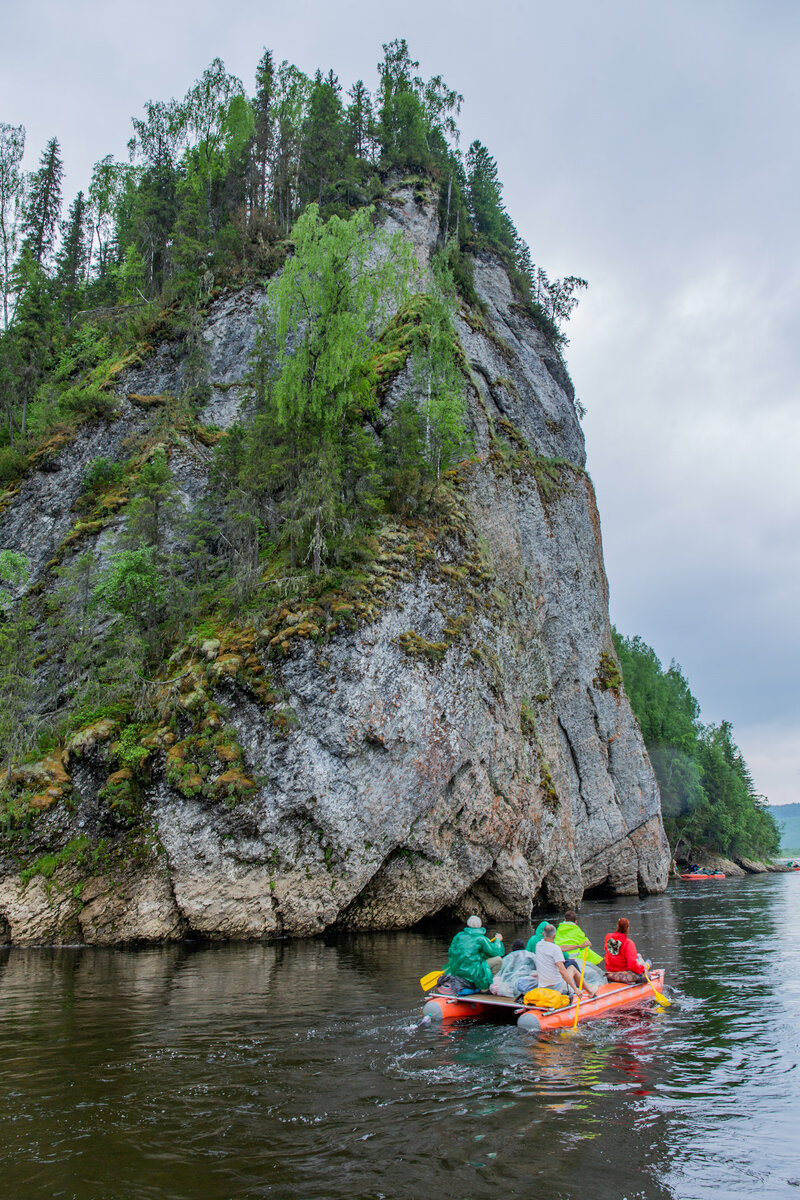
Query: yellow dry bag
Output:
[[523, 987, 570, 1009]]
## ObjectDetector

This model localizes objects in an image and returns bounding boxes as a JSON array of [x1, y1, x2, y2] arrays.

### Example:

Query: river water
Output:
[[1, 874, 799, 1200]]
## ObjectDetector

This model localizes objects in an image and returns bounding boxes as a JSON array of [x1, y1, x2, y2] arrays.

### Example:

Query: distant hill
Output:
[[768, 804, 800, 852]]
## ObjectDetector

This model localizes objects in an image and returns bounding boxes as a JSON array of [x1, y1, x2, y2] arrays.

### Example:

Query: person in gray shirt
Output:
[[535, 924, 598, 997]]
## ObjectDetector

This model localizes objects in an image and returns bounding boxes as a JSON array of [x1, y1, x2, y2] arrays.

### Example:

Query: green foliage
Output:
[[215, 204, 416, 577], [0, 548, 29, 608], [82, 456, 125, 494], [268, 203, 412, 436], [124, 448, 177, 551], [594, 651, 622, 695], [92, 546, 165, 631], [112, 724, 150, 772], [0, 556, 36, 777], [613, 628, 779, 860], [466, 140, 515, 250], [0, 444, 28, 482], [59, 381, 117, 421], [20, 836, 91, 885], [520, 699, 536, 738]]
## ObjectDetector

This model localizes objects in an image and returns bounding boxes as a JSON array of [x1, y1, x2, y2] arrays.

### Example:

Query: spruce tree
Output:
[[346, 80, 373, 161], [56, 191, 90, 321], [466, 140, 514, 249], [251, 49, 275, 211], [301, 70, 346, 207], [22, 136, 64, 268]]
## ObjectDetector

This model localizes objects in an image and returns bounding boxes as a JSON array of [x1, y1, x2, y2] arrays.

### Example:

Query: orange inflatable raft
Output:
[[422, 969, 666, 1031], [679, 872, 725, 880]]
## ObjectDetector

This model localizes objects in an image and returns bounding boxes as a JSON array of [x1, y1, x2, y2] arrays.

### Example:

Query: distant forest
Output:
[[768, 804, 800, 853], [614, 630, 780, 861]]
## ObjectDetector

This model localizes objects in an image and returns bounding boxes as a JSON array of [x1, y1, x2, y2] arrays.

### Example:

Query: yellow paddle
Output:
[[572, 949, 589, 1029], [644, 965, 671, 1005], [420, 969, 444, 991]]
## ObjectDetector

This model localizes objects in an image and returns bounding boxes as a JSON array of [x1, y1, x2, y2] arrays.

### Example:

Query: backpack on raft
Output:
[[523, 987, 570, 1009], [435, 974, 478, 996]]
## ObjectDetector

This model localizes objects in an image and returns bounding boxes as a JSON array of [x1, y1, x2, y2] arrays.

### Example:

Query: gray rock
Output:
[[0, 183, 670, 944]]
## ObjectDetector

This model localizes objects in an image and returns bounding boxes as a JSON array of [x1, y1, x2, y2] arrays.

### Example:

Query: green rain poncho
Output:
[[445, 925, 500, 991], [526, 920, 549, 954], [554, 920, 603, 966]]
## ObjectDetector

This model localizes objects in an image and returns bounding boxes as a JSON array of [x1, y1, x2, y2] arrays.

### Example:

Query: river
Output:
[[1, 874, 799, 1199]]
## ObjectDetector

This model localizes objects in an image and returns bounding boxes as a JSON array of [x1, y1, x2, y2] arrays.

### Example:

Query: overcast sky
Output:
[[3, 0, 797, 803]]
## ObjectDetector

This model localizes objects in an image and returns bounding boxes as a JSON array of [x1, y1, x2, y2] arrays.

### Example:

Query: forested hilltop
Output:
[[613, 631, 779, 862], [0, 39, 589, 775], [0, 41, 671, 945]]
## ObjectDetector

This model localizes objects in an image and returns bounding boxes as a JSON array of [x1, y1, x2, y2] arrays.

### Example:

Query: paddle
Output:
[[420, 969, 444, 991], [643, 965, 671, 1005], [572, 949, 589, 1029]]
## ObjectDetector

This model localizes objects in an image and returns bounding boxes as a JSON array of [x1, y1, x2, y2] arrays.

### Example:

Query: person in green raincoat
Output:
[[554, 909, 603, 966], [526, 920, 549, 954], [444, 916, 504, 991]]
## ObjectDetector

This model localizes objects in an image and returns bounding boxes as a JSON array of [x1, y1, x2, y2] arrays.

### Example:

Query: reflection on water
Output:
[[1, 877, 799, 1199]]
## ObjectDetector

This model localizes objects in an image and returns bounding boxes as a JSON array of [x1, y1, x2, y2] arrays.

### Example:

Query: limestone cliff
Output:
[[0, 183, 670, 944]]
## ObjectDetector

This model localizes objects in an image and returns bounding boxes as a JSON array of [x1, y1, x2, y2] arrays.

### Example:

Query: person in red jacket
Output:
[[604, 917, 650, 983]]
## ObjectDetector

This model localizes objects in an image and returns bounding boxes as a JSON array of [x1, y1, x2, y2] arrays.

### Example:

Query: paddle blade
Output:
[[420, 969, 443, 991], [645, 969, 672, 1006]]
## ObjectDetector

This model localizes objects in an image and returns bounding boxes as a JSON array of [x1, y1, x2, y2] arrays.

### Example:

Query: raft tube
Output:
[[423, 970, 666, 1031], [679, 872, 726, 880]]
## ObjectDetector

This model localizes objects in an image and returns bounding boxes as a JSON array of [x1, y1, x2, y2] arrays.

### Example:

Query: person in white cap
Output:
[[442, 915, 504, 991]]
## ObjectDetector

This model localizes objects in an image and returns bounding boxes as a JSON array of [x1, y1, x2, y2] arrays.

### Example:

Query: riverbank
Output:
[[674, 848, 788, 878]]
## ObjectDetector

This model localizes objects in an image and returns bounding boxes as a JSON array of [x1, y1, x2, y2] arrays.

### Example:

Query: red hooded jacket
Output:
[[604, 931, 645, 975]]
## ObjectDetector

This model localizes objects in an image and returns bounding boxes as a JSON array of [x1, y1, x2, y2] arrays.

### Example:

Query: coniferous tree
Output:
[[376, 39, 428, 169], [22, 136, 64, 268], [56, 191, 90, 321], [1, 249, 55, 438], [346, 80, 373, 162], [251, 49, 275, 212], [301, 70, 346, 207], [466, 139, 514, 249]]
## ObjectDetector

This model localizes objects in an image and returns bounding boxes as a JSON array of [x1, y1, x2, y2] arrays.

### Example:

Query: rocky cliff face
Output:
[[0, 183, 670, 944]]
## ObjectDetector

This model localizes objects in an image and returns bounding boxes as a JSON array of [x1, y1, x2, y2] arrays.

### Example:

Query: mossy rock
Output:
[[140, 726, 176, 750], [214, 768, 256, 792], [211, 653, 243, 678], [178, 689, 207, 712], [11, 752, 71, 790], [399, 631, 449, 661], [67, 718, 119, 758], [594, 651, 622, 696], [215, 744, 241, 764], [105, 768, 133, 787], [29, 787, 63, 811]]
